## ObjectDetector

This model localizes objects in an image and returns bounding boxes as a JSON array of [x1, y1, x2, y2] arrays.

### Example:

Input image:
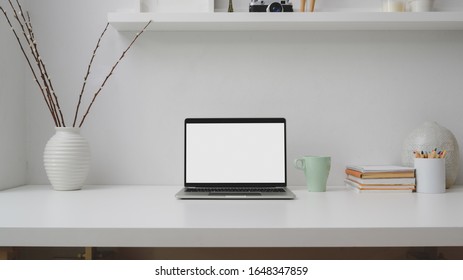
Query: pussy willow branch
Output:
[[9, 0, 65, 126], [78, 20, 152, 128], [7, 0, 60, 125], [18, 1, 66, 126], [2, 1, 150, 128], [0, 5, 59, 126], [72, 22, 110, 127], [23, 9, 60, 121]]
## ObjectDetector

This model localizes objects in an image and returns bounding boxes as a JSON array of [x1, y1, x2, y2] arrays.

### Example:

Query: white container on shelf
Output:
[[382, 0, 406, 12], [408, 0, 434, 12], [140, 0, 214, 13]]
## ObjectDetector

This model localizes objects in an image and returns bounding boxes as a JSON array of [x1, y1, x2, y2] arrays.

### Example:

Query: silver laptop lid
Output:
[[184, 118, 287, 187]]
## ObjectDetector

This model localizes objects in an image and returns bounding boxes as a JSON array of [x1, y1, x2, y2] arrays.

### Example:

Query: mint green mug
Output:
[[294, 156, 331, 192]]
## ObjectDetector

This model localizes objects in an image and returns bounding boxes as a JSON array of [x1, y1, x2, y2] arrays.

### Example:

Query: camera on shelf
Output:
[[249, 0, 294, 12]]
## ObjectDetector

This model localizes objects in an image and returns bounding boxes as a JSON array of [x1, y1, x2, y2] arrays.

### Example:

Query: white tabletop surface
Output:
[[1, 185, 463, 247]]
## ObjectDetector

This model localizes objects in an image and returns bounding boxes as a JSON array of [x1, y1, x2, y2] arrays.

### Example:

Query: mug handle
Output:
[[293, 158, 305, 170]]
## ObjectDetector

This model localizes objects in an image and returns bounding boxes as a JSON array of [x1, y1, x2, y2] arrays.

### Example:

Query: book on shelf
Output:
[[345, 165, 415, 179], [344, 179, 415, 190], [346, 165, 415, 173], [345, 179, 415, 193], [346, 175, 416, 185]]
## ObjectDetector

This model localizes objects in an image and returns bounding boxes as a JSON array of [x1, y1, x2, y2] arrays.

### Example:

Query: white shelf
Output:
[[108, 12, 463, 31]]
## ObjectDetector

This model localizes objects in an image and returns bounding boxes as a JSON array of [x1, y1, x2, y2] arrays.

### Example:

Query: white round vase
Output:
[[44, 127, 91, 191], [402, 121, 460, 188]]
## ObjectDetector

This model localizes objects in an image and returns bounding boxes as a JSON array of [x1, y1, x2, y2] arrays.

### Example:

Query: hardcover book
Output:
[[346, 165, 415, 173], [346, 175, 416, 185], [345, 165, 415, 179], [345, 179, 415, 193]]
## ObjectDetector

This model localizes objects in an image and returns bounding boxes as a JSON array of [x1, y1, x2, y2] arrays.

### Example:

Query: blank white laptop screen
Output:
[[185, 120, 286, 185]]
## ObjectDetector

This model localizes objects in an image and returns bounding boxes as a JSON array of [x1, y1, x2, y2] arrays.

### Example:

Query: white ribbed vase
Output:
[[44, 127, 91, 191]]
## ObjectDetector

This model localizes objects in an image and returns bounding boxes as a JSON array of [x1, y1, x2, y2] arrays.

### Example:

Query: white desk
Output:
[[1, 185, 463, 248]]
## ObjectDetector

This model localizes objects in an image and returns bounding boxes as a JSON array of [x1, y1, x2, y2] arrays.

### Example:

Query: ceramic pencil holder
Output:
[[414, 158, 445, 194]]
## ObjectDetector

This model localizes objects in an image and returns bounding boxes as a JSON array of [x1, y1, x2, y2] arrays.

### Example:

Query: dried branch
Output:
[[23, 9, 64, 126], [0, 5, 59, 126], [25, 11, 33, 39], [78, 20, 152, 128], [72, 22, 110, 127], [10, 0, 66, 126], [2, 0, 151, 128]]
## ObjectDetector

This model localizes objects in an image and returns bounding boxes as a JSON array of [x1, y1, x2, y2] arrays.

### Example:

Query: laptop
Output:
[[175, 118, 295, 199]]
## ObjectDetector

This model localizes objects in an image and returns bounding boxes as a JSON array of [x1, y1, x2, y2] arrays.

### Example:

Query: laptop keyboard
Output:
[[185, 187, 286, 193]]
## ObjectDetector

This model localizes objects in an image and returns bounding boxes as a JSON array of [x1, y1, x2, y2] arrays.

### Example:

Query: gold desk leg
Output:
[[84, 247, 93, 260], [77, 247, 94, 260]]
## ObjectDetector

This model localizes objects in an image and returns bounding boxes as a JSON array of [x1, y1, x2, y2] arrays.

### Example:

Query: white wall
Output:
[[21, 0, 463, 186], [0, 11, 26, 190]]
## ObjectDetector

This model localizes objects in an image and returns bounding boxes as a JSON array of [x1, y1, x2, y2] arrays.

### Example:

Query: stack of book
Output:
[[345, 165, 416, 193]]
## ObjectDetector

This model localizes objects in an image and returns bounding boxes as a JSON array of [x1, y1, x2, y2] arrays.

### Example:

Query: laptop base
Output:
[[175, 188, 296, 199]]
